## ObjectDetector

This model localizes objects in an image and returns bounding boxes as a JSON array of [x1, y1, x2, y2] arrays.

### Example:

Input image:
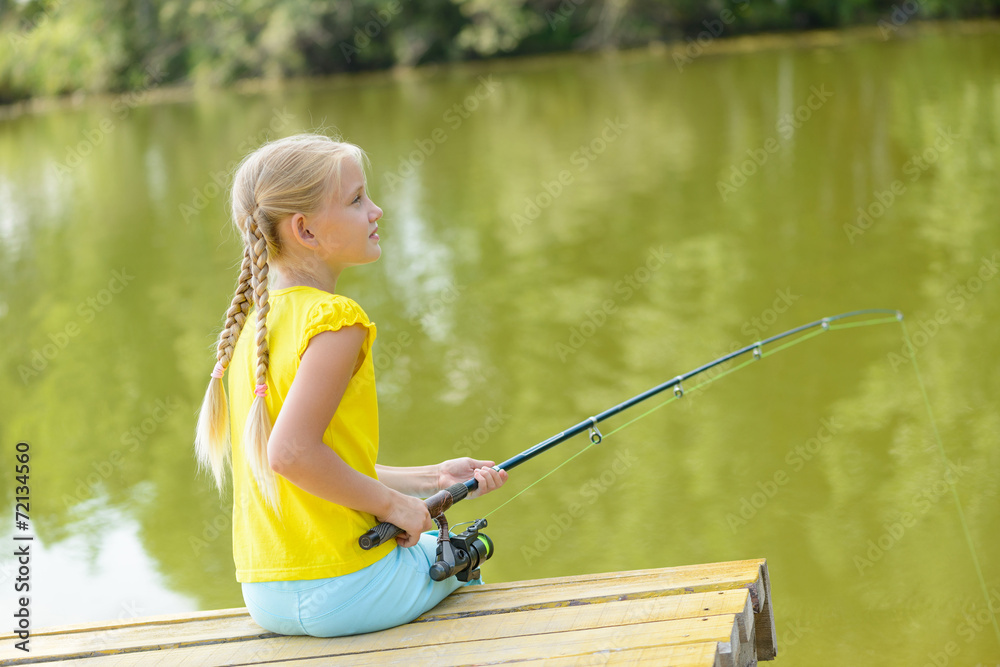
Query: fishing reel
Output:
[[429, 517, 494, 582]]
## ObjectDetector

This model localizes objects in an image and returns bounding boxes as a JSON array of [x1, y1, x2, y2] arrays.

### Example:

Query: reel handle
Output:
[[358, 482, 469, 550]]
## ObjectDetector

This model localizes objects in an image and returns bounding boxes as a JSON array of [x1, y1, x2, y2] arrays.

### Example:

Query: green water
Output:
[[2, 23, 999, 664]]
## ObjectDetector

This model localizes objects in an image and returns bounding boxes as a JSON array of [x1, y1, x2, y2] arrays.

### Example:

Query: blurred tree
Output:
[[0, 0, 997, 103]]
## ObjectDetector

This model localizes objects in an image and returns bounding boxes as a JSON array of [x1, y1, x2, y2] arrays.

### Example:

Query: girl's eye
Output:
[[353, 196, 361, 204]]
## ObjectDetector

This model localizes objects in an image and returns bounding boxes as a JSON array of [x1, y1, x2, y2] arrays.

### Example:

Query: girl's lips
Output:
[[370, 226, 379, 239]]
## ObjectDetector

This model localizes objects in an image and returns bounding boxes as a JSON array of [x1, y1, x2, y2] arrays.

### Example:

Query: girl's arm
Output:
[[374, 464, 438, 497], [267, 325, 432, 547], [376, 460, 507, 499]]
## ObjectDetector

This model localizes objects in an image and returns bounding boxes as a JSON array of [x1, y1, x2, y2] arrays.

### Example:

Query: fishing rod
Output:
[[359, 308, 903, 572]]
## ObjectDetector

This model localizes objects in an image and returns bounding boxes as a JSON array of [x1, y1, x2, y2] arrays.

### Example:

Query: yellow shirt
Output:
[[228, 285, 395, 582]]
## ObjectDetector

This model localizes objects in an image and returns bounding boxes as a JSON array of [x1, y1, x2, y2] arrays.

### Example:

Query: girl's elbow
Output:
[[267, 439, 295, 474]]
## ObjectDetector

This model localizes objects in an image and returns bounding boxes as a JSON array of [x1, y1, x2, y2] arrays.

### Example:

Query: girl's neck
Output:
[[270, 264, 341, 295]]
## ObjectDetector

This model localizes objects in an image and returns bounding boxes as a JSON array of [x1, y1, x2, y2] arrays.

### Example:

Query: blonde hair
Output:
[[194, 133, 370, 517]]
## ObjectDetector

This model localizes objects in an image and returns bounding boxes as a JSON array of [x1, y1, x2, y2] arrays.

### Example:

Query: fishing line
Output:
[[902, 319, 1000, 647], [483, 314, 898, 519], [479, 313, 999, 649]]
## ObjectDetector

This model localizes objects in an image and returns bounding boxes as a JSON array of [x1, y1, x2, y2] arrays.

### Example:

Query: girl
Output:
[[194, 133, 507, 638]]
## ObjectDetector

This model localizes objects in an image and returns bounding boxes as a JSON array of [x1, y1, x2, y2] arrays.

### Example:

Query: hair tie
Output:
[[211, 361, 225, 379], [254, 384, 268, 398]]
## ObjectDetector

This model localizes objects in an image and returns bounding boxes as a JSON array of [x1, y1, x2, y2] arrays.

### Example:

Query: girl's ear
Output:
[[288, 212, 317, 249]]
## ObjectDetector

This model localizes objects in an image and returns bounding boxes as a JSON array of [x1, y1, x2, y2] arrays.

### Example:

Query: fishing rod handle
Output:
[[358, 482, 469, 550]]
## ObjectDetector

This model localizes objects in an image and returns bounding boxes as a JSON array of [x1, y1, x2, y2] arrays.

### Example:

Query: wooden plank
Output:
[[0, 615, 275, 664], [267, 642, 725, 667], [516, 642, 723, 667], [0, 608, 252, 640], [439, 559, 767, 594], [12, 592, 749, 666], [244, 615, 741, 666], [417, 562, 767, 620]]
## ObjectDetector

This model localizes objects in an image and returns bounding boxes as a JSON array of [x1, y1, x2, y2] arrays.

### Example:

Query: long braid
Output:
[[194, 247, 254, 493], [249, 217, 271, 393], [242, 211, 281, 517], [217, 249, 253, 368]]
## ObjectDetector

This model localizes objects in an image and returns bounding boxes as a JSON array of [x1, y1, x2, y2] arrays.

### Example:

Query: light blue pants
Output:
[[240, 532, 481, 637]]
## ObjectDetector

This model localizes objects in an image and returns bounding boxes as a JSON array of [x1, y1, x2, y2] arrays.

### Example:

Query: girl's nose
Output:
[[370, 203, 383, 222]]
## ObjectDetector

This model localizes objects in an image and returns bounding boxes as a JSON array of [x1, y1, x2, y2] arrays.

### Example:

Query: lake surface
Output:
[[2, 22, 998, 664]]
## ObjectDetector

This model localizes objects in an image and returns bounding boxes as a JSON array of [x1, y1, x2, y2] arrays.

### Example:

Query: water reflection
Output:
[[19, 504, 196, 627]]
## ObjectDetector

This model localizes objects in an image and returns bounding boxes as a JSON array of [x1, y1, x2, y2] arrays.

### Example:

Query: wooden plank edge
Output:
[[715, 619, 738, 667], [242, 616, 742, 666], [0, 632, 279, 665], [754, 559, 778, 661], [733, 589, 754, 645], [508, 641, 724, 667], [0, 608, 259, 640], [450, 559, 769, 595], [419, 576, 765, 622]]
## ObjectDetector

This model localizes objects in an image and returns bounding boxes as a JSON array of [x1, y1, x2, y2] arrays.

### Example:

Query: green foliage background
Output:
[[2, 0, 997, 103]]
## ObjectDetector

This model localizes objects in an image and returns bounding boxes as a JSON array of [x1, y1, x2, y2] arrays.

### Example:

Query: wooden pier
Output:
[[0, 558, 776, 666]]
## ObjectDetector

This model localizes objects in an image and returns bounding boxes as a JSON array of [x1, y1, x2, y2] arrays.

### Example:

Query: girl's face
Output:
[[307, 159, 383, 269]]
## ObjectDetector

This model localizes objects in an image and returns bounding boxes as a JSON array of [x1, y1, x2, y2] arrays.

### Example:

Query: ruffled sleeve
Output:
[[298, 295, 377, 364]]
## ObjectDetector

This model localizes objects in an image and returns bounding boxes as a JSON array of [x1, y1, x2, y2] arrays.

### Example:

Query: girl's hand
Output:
[[380, 493, 434, 548], [437, 458, 508, 499]]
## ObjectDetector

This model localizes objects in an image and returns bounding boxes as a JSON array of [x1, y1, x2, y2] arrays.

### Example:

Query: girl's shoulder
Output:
[[272, 285, 369, 318], [271, 286, 374, 358]]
